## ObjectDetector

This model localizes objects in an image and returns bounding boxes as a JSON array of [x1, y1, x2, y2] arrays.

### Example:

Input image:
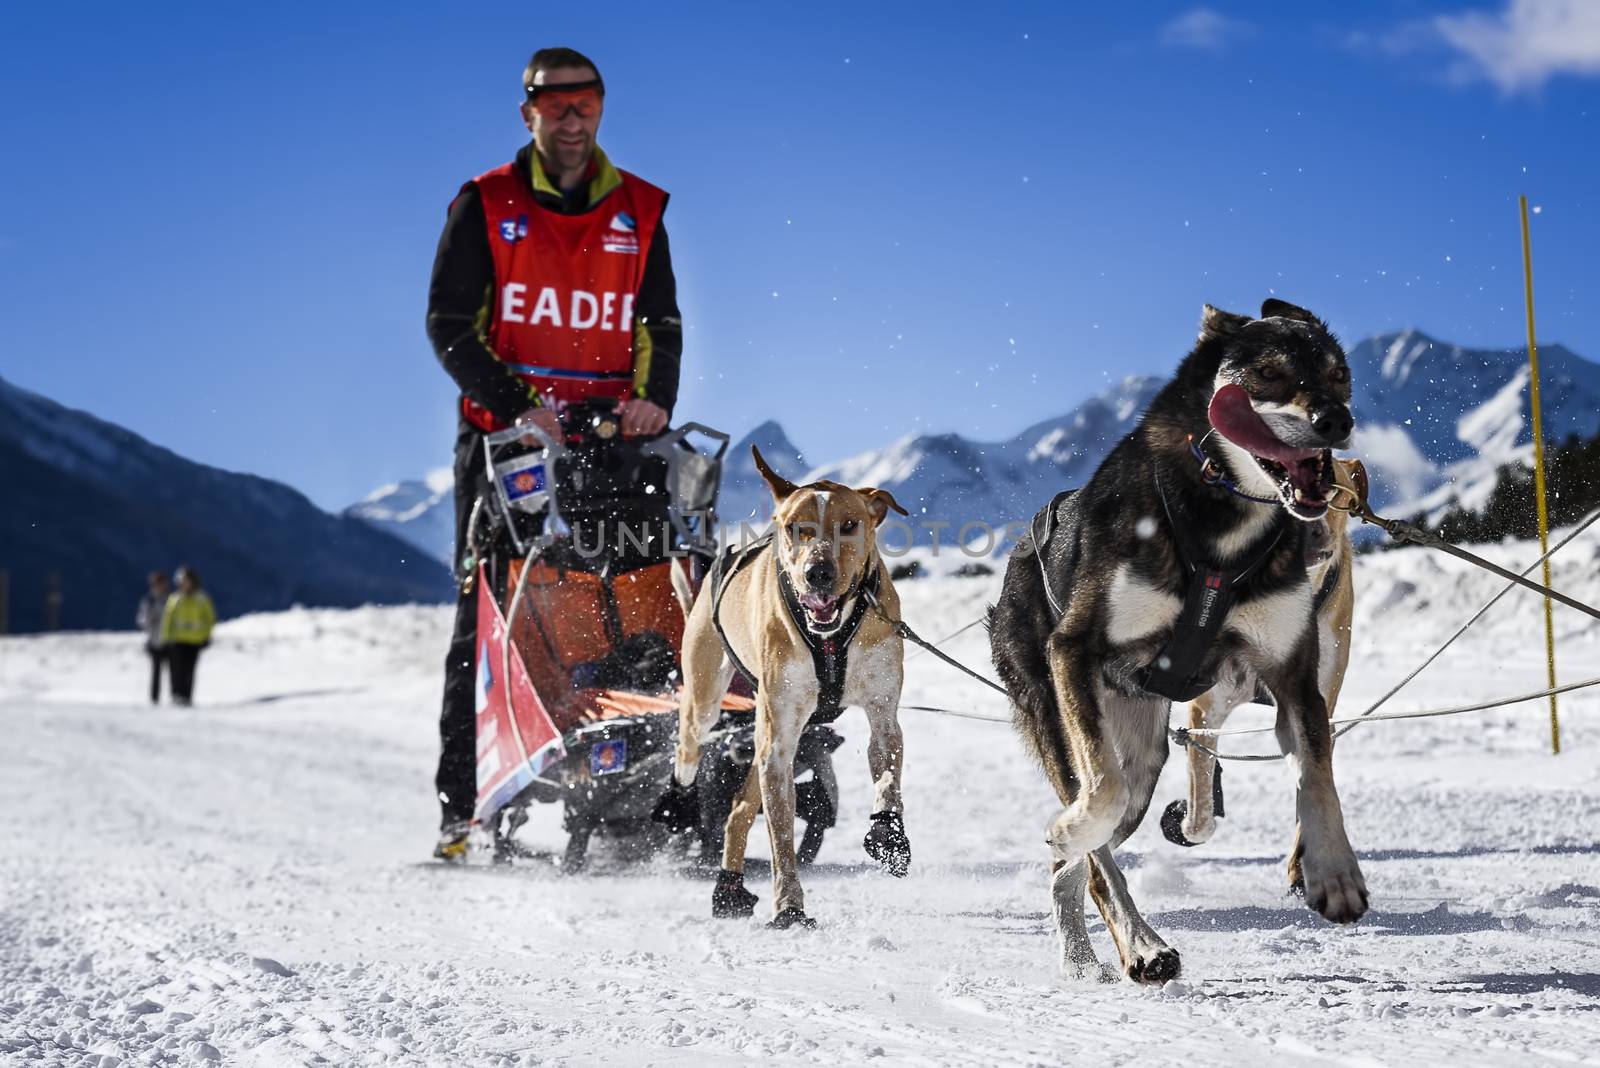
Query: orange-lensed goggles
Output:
[[526, 80, 604, 120]]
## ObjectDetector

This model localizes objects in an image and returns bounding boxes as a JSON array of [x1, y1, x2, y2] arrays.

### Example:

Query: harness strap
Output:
[[778, 564, 878, 724], [1131, 470, 1288, 702], [711, 536, 769, 693], [1311, 556, 1342, 613], [1033, 490, 1075, 623]]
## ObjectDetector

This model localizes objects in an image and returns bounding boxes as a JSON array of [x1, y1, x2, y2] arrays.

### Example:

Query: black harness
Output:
[[1034, 474, 1290, 704], [710, 535, 879, 725]]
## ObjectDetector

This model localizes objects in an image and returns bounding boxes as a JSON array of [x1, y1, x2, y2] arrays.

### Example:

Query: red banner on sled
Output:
[[474, 566, 565, 823]]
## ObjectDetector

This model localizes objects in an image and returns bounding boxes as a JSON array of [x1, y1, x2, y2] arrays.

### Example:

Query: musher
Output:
[[425, 46, 683, 859]]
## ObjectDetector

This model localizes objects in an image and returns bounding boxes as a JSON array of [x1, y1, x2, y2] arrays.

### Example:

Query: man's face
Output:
[[521, 65, 604, 176]]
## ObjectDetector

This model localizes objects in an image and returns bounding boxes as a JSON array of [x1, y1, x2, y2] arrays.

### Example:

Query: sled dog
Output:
[[656, 447, 911, 928], [988, 299, 1368, 982], [1162, 457, 1367, 895]]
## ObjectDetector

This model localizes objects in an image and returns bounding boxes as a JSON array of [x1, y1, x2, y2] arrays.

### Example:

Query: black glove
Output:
[[651, 775, 700, 833]]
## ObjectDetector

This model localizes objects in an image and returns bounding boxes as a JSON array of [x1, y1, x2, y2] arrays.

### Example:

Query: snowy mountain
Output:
[[0, 375, 452, 633], [348, 329, 1600, 556], [716, 419, 810, 529], [1346, 330, 1600, 519], [345, 468, 456, 568], [804, 375, 1163, 546]]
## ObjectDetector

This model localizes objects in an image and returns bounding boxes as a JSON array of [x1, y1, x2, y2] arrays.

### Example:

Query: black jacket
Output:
[[426, 143, 683, 426]]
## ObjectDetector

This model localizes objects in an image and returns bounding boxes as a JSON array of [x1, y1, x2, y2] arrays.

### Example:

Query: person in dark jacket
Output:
[[426, 46, 683, 859], [135, 571, 171, 704], [162, 566, 216, 707]]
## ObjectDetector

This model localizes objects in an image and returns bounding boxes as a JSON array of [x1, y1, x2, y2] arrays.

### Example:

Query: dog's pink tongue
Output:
[[1208, 384, 1321, 464]]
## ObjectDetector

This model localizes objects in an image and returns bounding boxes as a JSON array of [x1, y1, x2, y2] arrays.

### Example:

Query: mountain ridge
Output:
[[0, 374, 451, 633], [348, 330, 1600, 558]]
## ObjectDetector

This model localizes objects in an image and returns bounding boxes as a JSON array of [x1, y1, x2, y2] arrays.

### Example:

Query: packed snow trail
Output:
[[2, 536, 1599, 1066]]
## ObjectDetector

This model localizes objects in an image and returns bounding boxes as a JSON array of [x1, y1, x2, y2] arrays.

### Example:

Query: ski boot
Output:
[[433, 818, 472, 863]]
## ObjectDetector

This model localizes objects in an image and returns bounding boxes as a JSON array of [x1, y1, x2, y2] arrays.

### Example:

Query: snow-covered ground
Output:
[[3, 530, 1599, 1066]]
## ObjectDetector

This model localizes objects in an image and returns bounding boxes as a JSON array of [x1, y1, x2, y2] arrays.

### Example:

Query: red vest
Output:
[[460, 162, 667, 431]]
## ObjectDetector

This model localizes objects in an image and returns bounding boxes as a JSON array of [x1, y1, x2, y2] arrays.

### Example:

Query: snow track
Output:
[[3, 536, 1599, 1065]]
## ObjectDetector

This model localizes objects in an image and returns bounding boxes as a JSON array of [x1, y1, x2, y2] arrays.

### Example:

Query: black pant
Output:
[[436, 417, 484, 826], [147, 647, 167, 703], [169, 644, 202, 703]]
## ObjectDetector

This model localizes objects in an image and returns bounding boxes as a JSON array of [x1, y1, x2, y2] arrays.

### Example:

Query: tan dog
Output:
[[1170, 459, 1367, 891], [660, 446, 910, 929]]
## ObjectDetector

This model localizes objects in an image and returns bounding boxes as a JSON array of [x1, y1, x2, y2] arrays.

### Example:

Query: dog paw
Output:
[[863, 811, 911, 878], [1060, 957, 1120, 984], [1124, 946, 1182, 985], [1159, 800, 1212, 847], [650, 777, 700, 834], [1302, 851, 1368, 925], [712, 870, 758, 919], [767, 907, 817, 931]]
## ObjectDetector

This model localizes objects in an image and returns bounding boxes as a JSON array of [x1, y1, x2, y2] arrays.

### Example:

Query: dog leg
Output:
[[1162, 693, 1220, 847], [1273, 673, 1367, 924], [861, 693, 911, 877], [1041, 634, 1130, 856], [711, 764, 762, 918], [756, 694, 813, 928], [1086, 846, 1180, 984], [673, 655, 735, 787], [720, 761, 763, 873], [1051, 858, 1112, 982], [1293, 566, 1354, 892], [1035, 634, 1133, 977]]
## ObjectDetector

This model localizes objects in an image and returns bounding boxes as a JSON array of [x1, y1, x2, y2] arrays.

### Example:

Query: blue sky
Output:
[[2, 1, 1597, 510]]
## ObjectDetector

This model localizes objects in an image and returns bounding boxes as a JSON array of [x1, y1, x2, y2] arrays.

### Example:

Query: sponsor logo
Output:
[[590, 738, 627, 776], [500, 463, 546, 503], [603, 213, 639, 254], [499, 214, 528, 243], [1195, 573, 1225, 627]]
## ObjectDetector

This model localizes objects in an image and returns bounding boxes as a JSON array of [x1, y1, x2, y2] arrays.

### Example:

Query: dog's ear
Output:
[[751, 445, 797, 501], [1199, 304, 1251, 342], [858, 487, 908, 527], [1260, 298, 1322, 326]]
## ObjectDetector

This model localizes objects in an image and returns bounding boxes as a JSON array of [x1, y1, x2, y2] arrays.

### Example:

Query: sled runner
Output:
[[468, 399, 840, 868]]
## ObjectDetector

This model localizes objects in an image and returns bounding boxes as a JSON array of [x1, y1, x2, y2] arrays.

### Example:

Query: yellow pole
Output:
[[1519, 195, 1560, 755]]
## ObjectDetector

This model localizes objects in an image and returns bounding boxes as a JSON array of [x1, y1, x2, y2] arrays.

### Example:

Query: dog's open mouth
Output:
[[798, 591, 843, 631], [1208, 384, 1336, 520]]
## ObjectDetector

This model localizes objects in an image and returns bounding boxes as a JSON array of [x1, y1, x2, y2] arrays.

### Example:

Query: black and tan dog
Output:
[[656, 448, 912, 929], [988, 299, 1368, 983]]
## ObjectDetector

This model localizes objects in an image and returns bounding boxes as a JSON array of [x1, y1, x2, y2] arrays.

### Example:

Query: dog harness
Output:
[[1033, 474, 1289, 703], [709, 535, 879, 725]]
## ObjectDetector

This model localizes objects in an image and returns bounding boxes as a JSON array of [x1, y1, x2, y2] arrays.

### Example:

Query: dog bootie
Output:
[[712, 869, 759, 919], [767, 907, 817, 930], [863, 811, 911, 877], [650, 776, 700, 834]]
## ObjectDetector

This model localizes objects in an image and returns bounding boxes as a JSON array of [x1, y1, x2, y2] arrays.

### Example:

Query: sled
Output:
[[469, 399, 840, 869]]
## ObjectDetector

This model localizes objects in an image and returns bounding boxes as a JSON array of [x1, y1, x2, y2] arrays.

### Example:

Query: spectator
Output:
[[135, 571, 171, 704], [161, 566, 215, 707]]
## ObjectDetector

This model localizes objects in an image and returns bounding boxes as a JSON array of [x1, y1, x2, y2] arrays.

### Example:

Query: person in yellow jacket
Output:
[[161, 566, 216, 707]]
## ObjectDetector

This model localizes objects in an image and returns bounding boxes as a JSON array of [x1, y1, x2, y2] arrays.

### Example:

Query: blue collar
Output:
[[1188, 435, 1280, 506]]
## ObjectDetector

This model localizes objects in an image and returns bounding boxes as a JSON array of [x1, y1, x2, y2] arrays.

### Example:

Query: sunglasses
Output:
[[526, 80, 604, 121]]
